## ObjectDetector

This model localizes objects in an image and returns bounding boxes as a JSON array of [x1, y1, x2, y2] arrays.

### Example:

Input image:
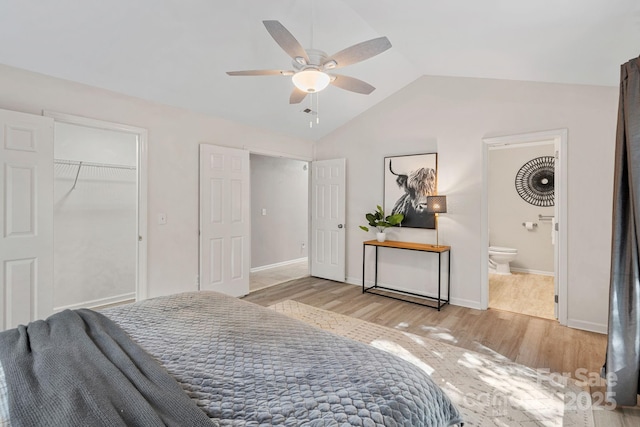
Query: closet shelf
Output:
[[55, 158, 136, 190], [54, 159, 136, 171]]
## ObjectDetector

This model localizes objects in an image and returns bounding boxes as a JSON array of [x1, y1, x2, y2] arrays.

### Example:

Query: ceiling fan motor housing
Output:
[[292, 49, 328, 70]]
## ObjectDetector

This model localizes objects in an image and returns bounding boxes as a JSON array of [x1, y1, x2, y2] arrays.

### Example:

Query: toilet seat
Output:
[[489, 246, 517, 254]]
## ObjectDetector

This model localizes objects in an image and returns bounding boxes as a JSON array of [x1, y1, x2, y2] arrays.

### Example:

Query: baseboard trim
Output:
[[251, 257, 308, 273], [345, 276, 360, 287], [567, 319, 608, 335], [449, 297, 483, 310], [345, 276, 482, 310], [510, 267, 554, 276], [54, 292, 136, 312]]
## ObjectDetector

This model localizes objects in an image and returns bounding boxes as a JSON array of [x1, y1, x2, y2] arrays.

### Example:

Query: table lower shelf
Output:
[[363, 285, 450, 310]]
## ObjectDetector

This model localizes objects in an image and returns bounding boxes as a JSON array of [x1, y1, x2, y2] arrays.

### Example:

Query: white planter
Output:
[[376, 232, 386, 242]]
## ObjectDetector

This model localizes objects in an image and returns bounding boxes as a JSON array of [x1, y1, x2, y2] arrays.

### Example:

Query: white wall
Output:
[[55, 122, 137, 166], [489, 143, 555, 273], [250, 154, 308, 268], [315, 75, 617, 333], [0, 64, 314, 298]]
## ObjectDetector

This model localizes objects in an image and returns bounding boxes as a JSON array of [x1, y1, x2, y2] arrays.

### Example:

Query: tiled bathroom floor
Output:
[[489, 272, 555, 320]]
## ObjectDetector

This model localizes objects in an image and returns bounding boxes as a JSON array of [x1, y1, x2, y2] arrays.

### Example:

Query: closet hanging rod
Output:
[[54, 158, 136, 171]]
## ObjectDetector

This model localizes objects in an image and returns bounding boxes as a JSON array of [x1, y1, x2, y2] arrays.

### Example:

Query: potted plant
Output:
[[359, 205, 404, 242]]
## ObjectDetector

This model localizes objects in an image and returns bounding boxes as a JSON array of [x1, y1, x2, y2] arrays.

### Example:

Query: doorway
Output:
[[482, 129, 568, 324], [249, 153, 310, 292], [487, 142, 555, 319], [45, 111, 148, 309]]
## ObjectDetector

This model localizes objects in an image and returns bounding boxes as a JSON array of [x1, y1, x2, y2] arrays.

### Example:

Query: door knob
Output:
[[338, 224, 343, 229]]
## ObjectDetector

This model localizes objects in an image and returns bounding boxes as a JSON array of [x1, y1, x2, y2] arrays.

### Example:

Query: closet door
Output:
[[0, 109, 54, 331]]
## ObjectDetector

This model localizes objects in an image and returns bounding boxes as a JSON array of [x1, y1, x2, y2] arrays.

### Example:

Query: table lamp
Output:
[[426, 195, 447, 247]]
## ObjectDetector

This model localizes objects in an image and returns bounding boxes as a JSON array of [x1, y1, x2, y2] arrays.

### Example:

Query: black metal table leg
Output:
[[374, 246, 378, 288], [447, 250, 451, 306], [362, 243, 366, 293], [437, 252, 442, 311]]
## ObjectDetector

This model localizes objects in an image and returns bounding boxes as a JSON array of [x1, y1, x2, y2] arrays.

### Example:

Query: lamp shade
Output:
[[426, 195, 447, 214], [292, 69, 330, 93]]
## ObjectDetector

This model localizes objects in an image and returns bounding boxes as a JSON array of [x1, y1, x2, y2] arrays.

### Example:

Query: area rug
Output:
[[269, 300, 594, 427]]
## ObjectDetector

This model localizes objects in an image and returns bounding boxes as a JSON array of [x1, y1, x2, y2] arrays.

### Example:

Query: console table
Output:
[[362, 240, 451, 310]]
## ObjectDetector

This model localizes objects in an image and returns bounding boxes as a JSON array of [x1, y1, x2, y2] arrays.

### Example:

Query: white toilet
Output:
[[488, 246, 518, 275]]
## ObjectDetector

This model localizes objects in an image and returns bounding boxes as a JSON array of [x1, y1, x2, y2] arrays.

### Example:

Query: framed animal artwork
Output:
[[384, 153, 438, 229]]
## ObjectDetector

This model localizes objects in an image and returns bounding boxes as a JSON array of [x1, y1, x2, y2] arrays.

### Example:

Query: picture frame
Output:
[[384, 153, 438, 229]]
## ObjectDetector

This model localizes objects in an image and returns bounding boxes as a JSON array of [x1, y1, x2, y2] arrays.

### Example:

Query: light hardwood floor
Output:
[[243, 276, 640, 426], [250, 259, 309, 292]]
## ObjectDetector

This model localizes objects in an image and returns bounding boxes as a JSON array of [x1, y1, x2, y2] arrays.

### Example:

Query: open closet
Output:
[[52, 120, 141, 311], [0, 108, 147, 330]]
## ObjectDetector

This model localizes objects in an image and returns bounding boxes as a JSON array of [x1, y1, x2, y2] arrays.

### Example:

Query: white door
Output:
[[310, 159, 346, 282], [199, 144, 250, 297], [0, 109, 54, 330], [553, 147, 560, 319]]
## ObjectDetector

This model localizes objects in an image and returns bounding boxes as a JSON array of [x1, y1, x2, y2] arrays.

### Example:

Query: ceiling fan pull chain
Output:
[[309, 93, 313, 128], [316, 92, 320, 124]]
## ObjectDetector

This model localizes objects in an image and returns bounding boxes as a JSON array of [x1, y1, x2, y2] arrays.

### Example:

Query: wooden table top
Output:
[[363, 240, 451, 252]]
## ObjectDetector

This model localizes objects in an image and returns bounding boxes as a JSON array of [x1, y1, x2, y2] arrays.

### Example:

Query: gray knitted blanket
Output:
[[103, 291, 463, 426], [0, 308, 214, 427]]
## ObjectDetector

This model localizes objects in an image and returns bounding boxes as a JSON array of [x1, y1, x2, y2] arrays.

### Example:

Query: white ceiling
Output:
[[1, 0, 638, 141]]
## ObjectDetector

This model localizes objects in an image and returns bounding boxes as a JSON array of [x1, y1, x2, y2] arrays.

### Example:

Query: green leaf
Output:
[[386, 213, 404, 226], [361, 205, 403, 232]]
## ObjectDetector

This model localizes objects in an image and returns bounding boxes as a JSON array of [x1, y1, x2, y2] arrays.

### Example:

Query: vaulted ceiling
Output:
[[1, 0, 638, 140]]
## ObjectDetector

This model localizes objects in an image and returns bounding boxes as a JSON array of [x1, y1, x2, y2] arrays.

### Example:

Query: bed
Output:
[[0, 291, 463, 426]]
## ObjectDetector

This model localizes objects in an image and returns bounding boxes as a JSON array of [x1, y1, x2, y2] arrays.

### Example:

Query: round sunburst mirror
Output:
[[514, 156, 555, 207]]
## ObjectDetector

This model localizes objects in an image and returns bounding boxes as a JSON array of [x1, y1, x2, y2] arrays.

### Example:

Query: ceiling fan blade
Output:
[[226, 69, 291, 76], [263, 20, 310, 65], [289, 87, 308, 104], [330, 74, 376, 95], [324, 37, 391, 69]]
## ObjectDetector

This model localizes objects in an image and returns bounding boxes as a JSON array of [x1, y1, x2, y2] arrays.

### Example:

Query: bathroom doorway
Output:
[[481, 130, 567, 324]]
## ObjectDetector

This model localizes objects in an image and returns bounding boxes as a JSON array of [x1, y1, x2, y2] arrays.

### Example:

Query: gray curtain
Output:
[[606, 56, 640, 406]]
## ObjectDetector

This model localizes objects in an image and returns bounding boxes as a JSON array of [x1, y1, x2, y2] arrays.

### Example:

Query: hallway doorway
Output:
[[249, 154, 309, 292]]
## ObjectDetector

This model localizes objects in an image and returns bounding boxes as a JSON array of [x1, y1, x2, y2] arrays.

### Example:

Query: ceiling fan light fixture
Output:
[[292, 69, 330, 93]]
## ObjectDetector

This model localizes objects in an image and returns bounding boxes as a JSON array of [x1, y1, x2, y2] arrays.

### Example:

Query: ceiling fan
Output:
[[227, 20, 392, 104]]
